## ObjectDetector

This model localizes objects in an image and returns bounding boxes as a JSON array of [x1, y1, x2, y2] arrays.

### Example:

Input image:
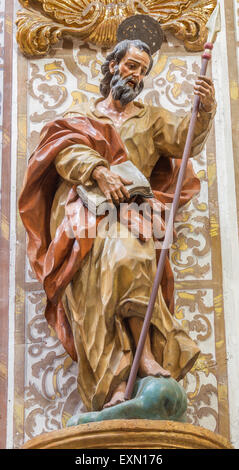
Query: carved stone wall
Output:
[[1, 0, 239, 449]]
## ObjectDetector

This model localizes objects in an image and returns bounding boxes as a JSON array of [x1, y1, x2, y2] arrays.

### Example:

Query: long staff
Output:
[[124, 4, 221, 401]]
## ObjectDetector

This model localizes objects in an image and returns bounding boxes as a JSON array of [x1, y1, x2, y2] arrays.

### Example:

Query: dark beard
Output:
[[110, 66, 144, 105]]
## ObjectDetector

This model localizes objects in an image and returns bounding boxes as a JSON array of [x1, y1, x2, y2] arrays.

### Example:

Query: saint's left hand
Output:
[[194, 75, 215, 112]]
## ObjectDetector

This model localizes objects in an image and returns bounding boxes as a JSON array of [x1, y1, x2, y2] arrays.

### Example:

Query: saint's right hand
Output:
[[92, 165, 132, 204]]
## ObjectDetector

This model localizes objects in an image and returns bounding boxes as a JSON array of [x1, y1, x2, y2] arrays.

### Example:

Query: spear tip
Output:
[[206, 3, 221, 44]]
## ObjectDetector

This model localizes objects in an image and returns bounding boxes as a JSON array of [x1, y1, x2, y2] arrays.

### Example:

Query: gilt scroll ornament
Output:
[[16, 0, 217, 57]]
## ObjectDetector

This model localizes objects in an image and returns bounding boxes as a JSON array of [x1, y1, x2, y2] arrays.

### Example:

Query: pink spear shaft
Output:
[[124, 43, 214, 401]]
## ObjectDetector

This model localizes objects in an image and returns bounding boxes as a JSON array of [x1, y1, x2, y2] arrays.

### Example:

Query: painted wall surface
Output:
[[0, 0, 239, 449]]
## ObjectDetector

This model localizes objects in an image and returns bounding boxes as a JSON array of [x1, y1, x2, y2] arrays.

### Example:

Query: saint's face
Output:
[[117, 46, 151, 89], [109, 45, 151, 105], [119, 46, 150, 87]]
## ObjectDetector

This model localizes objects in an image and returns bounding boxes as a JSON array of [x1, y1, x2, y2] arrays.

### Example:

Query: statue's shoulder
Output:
[[63, 101, 91, 118], [142, 102, 170, 125], [142, 101, 165, 115]]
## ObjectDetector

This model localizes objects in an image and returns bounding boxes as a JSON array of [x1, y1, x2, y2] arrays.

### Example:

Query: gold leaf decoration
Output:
[[16, 9, 65, 56], [16, 0, 217, 57]]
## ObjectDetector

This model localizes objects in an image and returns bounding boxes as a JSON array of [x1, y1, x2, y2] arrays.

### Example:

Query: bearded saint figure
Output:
[[19, 38, 216, 412]]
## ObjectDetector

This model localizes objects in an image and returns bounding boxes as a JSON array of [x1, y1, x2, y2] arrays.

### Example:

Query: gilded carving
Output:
[[21, 420, 233, 449], [16, 0, 217, 56]]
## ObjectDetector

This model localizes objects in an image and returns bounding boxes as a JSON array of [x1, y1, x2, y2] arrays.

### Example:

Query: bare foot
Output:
[[103, 381, 127, 409], [127, 316, 171, 379], [139, 356, 171, 379]]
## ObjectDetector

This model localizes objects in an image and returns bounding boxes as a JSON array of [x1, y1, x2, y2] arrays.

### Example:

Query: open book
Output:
[[76, 160, 154, 214]]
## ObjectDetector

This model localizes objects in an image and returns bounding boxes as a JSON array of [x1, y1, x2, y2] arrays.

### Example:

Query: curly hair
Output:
[[100, 39, 153, 98]]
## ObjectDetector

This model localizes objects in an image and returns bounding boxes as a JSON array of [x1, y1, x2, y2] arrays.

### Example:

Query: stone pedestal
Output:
[[21, 420, 233, 449]]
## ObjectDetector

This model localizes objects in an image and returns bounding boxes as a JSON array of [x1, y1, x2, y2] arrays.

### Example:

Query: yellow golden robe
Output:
[[50, 98, 216, 411]]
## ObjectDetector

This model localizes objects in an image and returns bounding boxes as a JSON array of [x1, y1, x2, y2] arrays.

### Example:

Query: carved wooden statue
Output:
[[19, 15, 217, 423]]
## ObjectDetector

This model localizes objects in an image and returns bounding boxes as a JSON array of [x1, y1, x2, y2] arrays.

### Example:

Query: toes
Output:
[[103, 400, 114, 409], [114, 398, 125, 406], [139, 362, 171, 378], [155, 367, 171, 378], [103, 395, 125, 409], [155, 371, 171, 378]]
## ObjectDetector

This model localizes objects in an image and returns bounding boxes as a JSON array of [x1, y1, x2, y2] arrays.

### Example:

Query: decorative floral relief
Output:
[[175, 289, 218, 431], [172, 213, 212, 280], [146, 58, 200, 110], [28, 61, 67, 110], [24, 290, 80, 440]]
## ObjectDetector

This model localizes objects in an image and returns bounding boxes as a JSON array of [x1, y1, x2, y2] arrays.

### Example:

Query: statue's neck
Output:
[[101, 92, 135, 115]]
